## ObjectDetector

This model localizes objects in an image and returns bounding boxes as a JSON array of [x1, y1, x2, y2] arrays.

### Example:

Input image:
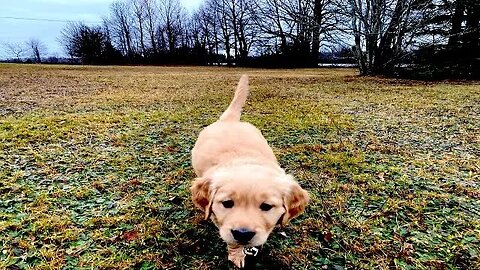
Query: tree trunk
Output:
[[311, 0, 323, 64], [448, 0, 465, 46], [352, 0, 367, 74], [464, 0, 480, 50], [375, 0, 405, 73], [35, 48, 41, 63]]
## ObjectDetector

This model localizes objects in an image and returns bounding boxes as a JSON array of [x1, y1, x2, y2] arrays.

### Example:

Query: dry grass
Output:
[[1, 64, 479, 269]]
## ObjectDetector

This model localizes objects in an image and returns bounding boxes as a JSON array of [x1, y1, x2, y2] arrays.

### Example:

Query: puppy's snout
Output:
[[231, 228, 255, 243]]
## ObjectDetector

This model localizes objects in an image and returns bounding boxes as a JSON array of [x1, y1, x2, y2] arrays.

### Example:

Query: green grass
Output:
[[0, 64, 479, 269]]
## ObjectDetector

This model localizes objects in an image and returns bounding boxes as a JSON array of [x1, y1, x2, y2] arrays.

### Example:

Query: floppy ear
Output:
[[190, 177, 216, 220], [281, 180, 309, 226]]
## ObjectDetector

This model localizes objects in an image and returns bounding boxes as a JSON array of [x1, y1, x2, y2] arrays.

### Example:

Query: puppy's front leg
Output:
[[227, 244, 246, 268]]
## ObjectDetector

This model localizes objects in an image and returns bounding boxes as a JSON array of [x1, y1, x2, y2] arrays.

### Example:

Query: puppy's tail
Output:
[[219, 75, 249, 122]]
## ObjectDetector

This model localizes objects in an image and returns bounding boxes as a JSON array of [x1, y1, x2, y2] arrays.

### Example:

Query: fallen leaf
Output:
[[121, 230, 138, 242], [323, 231, 333, 242]]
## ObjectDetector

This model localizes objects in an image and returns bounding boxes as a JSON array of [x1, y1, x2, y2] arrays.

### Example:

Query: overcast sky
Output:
[[0, 0, 203, 59]]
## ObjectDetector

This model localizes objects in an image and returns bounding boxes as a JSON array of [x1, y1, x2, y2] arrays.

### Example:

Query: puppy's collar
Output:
[[243, 246, 260, 257]]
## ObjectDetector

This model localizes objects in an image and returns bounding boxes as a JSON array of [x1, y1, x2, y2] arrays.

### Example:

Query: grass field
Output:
[[0, 64, 479, 269]]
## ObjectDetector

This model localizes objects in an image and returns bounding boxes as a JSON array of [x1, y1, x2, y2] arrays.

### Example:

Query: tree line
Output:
[[23, 0, 480, 79]]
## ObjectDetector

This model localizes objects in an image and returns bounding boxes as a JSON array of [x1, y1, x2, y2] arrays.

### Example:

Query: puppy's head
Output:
[[191, 165, 309, 246]]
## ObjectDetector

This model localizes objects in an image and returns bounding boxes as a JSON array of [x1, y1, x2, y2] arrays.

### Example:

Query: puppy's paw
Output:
[[227, 245, 246, 268]]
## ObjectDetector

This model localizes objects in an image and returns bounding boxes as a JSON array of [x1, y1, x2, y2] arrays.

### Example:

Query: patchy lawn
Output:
[[0, 64, 479, 269]]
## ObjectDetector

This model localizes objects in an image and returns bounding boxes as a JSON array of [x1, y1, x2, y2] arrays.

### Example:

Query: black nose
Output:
[[231, 228, 256, 243]]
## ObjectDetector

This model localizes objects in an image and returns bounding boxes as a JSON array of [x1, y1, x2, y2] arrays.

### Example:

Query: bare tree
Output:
[[252, 0, 336, 64], [133, 0, 152, 56], [212, 0, 234, 64], [143, 0, 160, 54], [203, 0, 256, 65], [253, 0, 293, 54], [191, 7, 208, 51], [310, 0, 337, 60], [4, 42, 25, 61], [191, 3, 221, 65], [158, 0, 187, 52], [26, 38, 47, 63], [192, 1, 229, 65], [108, 0, 136, 59], [332, 0, 432, 75], [226, 0, 258, 62]]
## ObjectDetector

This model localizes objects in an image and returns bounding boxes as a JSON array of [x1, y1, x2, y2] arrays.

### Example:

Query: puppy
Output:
[[191, 75, 309, 268]]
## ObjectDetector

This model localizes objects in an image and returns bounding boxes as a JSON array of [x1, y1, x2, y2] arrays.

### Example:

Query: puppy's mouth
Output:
[[236, 240, 252, 246]]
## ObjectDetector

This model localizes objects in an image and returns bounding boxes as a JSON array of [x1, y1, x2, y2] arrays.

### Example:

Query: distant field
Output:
[[0, 64, 479, 269]]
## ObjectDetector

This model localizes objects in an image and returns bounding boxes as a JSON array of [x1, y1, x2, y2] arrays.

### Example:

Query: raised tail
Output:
[[219, 75, 249, 122]]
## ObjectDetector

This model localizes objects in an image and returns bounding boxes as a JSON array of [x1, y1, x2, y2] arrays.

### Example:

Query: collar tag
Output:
[[243, 247, 259, 257]]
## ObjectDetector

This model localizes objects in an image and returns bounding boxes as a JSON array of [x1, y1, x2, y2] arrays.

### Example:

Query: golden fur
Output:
[[191, 75, 309, 268]]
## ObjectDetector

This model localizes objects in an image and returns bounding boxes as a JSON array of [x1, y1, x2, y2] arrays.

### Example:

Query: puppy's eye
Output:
[[260, 203, 273, 211], [222, 200, 234, 208]]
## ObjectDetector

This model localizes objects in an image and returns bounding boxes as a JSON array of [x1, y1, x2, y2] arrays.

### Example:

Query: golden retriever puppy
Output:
[[191, 75, 309, 268]]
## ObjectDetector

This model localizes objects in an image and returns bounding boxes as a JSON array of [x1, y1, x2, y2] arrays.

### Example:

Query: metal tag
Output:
[[243, 247, 259, 257]]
